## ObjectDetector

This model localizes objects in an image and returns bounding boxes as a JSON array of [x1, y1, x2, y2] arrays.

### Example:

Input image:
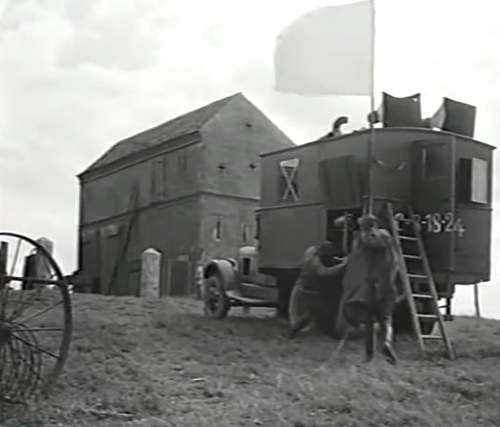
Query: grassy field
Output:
[[2, 293, 500, 426]]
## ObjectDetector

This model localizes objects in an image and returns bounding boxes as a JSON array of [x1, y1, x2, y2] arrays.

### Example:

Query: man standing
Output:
[[336, 215, 402, 364], [288, 242, 346, 339]]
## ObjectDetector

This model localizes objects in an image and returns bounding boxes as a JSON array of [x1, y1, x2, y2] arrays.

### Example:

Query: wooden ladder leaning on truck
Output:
[[364, 198, 455, 359]]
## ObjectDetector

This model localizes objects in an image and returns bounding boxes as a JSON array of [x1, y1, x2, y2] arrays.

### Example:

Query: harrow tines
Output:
[[0, 323, 43, 404]]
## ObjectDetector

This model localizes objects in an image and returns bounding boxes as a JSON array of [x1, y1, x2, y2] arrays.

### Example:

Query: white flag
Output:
[[274, 1, 374, 96]]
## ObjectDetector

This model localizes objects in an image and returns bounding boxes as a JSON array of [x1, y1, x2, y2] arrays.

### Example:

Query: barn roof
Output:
[[82, 93, 242, 174]]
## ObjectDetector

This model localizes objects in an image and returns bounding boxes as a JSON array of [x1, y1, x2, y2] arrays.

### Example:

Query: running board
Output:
[[225, 290, 277, 307]]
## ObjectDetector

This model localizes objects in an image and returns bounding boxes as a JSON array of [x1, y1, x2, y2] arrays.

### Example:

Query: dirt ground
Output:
[[2, 293, 500, 426]]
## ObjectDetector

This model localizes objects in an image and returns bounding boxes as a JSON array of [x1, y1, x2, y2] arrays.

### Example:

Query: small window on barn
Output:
[[422, 145, 447, 179], [279, 158, 300, 202], [151, 157, 165, 202], [178, 153, 187, 171], [255, 214, 260, 239], [212, 220, 222, 241], [242, 224, 250, 244]]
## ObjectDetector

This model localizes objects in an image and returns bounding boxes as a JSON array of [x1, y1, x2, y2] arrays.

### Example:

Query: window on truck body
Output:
[[471, 158, 488, 204], [278, 157, 300, 202]]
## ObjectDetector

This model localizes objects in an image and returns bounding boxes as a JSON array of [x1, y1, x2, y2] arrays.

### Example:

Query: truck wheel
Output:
[[203, 274, 230, 319]]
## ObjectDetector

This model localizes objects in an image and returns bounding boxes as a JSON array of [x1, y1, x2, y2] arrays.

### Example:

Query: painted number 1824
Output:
[[418, 212, 466, 236]]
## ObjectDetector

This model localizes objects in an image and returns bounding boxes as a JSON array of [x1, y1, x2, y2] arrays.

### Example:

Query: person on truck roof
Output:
[[288, 241, 347, 339]]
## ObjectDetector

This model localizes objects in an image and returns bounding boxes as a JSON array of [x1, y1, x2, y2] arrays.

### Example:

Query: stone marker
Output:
[[35, 237, 54, 279], [140, 248, 161, 298]]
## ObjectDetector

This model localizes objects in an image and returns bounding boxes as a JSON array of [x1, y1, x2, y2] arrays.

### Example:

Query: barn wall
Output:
[[79, 195, 202, 295], [201, 95, 294, 200], [80, 141, 203, 225], [199, 193, 257, 261]]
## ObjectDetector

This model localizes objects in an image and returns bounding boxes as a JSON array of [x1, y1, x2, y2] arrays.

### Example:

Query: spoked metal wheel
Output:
[[203, 275, 230, 319], [0, 232, 72, 404]]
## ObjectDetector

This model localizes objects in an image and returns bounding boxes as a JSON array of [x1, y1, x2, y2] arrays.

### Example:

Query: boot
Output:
[[287, 325, 298, 339], [381, 318, 397, 364], [287, 315, 311, 339]]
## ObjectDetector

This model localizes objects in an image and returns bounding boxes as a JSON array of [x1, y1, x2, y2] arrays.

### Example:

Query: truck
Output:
[[202, 95, 494, 334]]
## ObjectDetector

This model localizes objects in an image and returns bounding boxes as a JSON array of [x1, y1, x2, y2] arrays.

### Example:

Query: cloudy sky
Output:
[[1, 0, 499, 318]]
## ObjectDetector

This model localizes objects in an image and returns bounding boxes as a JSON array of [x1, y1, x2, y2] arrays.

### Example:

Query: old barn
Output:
[[76, 93, 294, 296]]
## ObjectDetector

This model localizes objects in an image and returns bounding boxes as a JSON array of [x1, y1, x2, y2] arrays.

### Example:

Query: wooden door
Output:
[[411, 138, 456, 285]]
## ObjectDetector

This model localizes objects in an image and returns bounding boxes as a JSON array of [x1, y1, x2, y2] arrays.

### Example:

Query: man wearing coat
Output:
[[288, 241, 347, 339], [336, 214, 402, 364]]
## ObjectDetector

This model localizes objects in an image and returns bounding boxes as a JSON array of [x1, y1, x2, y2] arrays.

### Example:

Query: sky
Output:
[[1, 0, 499, 318]]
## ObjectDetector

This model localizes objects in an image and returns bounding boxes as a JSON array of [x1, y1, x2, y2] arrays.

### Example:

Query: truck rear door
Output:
[[411, 137, 457, 291]]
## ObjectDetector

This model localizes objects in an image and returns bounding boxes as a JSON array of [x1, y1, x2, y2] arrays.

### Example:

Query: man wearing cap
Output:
[[336, 214, 402, 364], [288, 241, 347, 339]]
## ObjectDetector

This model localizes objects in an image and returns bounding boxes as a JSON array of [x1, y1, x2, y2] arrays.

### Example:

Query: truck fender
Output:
[[203, 259, 238, 291]]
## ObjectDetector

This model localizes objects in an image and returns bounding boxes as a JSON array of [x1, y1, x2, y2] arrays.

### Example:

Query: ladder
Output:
[[386, 202, 455, 360]]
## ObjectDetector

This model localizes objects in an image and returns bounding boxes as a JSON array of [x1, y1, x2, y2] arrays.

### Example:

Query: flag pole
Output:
[[366, 0, 376, 216]]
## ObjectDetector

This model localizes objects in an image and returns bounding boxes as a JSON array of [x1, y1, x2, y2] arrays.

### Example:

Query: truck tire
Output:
[[203, 274, 230, 319]]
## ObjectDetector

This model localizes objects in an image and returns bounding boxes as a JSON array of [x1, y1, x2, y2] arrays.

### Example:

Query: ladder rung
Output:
[[399, 234, 416, 239], [412, 293, 433, 299], [421, 334, 443, 340], [416, 314, 439, 320], [403, 254, 422, 260], [408, 273, 427, 280]]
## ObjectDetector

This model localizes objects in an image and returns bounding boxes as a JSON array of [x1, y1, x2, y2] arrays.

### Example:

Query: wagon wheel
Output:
[[0, 232, 72, 404], [203, 275, 230, 319]]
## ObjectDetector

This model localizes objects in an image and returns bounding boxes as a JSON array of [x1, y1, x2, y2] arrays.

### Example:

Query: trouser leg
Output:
[[364, 314, 375, 362], [380, 314, 397, 364], [288, 285, 312, 338], [364, 281, 377, 362]]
